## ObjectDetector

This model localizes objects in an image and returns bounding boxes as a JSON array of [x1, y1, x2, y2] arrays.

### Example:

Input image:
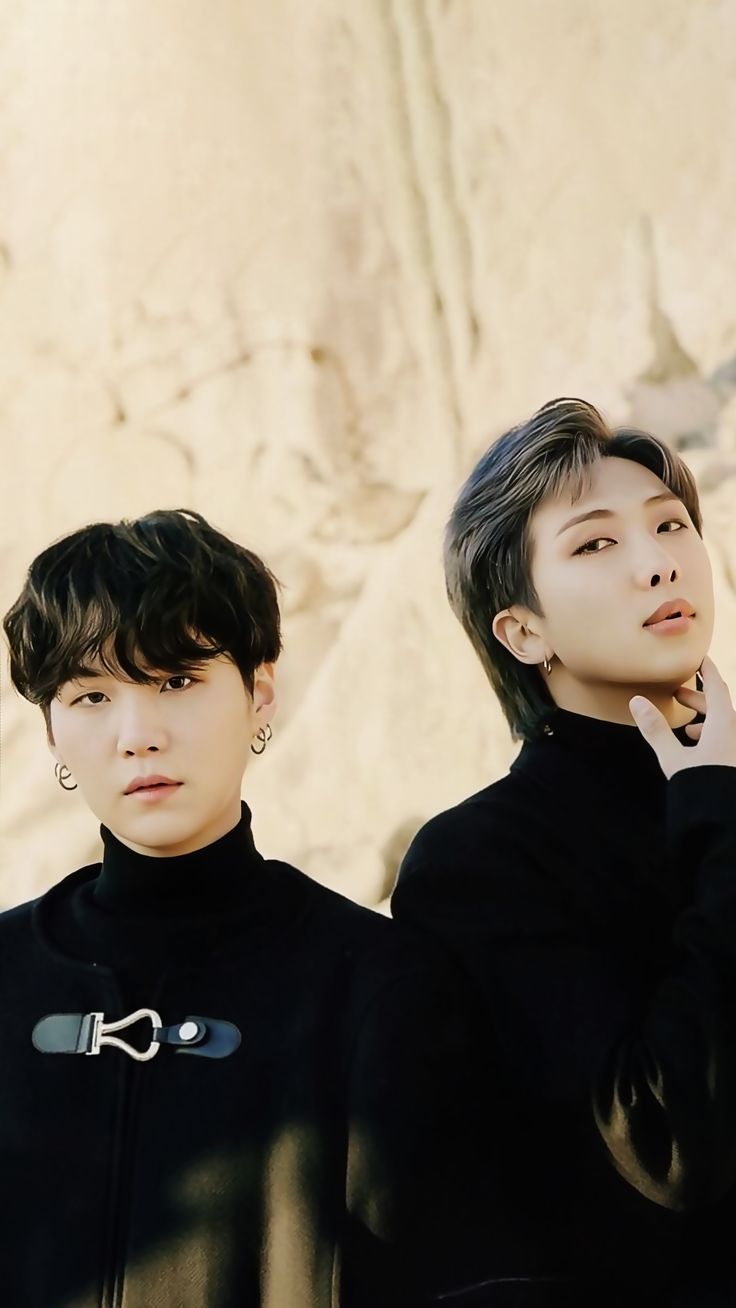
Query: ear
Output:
[[492, 607, 549, 667], [252, 662, 277, 725]]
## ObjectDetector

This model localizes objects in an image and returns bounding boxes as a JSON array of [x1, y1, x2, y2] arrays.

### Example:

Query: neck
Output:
[[35, 799, 269, 974], [545, 669, 699, 728], [93, 799, 260, 913]]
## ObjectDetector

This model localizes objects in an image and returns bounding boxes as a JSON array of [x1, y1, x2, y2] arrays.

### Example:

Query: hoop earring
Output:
[[250, 723, 273, 756], [54, 762, 78, 791], [542, 655, 552, 675]]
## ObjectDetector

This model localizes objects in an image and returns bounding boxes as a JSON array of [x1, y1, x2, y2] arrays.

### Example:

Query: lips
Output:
[[124, 775, 182, 795], [643, 597, 695, 627]]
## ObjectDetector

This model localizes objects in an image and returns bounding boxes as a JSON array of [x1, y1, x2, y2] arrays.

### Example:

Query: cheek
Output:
[[695, 551, 715, 627], [541, 573, 625, 660], [679, 535, 714, 608], [697, 544, 714, 592], [50, 715, 87, 761], [538, 568, 609, 634], [205, 695, 254, 745]]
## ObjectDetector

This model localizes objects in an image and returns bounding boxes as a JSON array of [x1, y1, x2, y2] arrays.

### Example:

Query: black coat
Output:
[[0, 804, 474, 1308], [392, 708, 736, 1308]]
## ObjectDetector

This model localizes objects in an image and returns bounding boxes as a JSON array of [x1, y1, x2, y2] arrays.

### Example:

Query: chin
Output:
[[638, 656, 703, 690], [119, 812, 191, 842]]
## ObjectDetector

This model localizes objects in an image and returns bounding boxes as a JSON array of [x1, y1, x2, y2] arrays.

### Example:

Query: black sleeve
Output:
[[343, 936, 492, 1305], [391, 766, 736, 1213]]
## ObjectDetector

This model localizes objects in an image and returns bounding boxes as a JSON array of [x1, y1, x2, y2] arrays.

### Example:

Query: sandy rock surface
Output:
[[1, 1, 735, 908]]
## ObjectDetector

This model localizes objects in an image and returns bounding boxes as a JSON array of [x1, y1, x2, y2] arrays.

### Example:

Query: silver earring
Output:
[[250, 723, 273, 755], [542, 655, 552, 675], [54, 762, 77, 791]]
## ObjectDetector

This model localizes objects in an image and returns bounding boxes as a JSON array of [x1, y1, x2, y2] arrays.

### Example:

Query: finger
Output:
[[674, 686, 706, 710], [629, 696, 682, 779], [699, 654, 735, 711], [684, 722, 703, 740]]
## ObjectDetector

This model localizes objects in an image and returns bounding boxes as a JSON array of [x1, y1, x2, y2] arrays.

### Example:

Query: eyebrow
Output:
[[556, 491, 684, 538], [63, 666, 140, 689], [58, 668, 106, 690]]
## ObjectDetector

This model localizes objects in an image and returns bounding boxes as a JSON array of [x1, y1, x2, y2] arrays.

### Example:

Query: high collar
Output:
[[94, 801, 260, 914], [544, 703, 699, 753], [514, 704, 700, 781], [34, 800, 271, 977], [509, 705, 703, 932]]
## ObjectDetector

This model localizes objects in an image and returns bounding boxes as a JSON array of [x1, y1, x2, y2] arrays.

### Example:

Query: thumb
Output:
[[629, 696, 681, 779]]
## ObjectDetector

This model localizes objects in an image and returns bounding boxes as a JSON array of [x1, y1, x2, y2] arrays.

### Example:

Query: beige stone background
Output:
[[1, 0, 736, 911]]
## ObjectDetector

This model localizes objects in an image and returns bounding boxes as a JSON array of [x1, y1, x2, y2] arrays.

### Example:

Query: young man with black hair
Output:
[[1, 508, 474, 1308], [392, 399, 736, 1307]]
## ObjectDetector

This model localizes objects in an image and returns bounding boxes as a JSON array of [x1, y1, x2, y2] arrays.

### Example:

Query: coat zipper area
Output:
[[99, 988, 162, 1308], [102, 1059, 146, 1308]]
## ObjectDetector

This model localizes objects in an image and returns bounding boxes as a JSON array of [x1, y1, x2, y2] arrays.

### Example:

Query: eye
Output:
[[658, 519, 687, 533], [72, 690, 108, 706], [573, 519, 687, 558], [573, 536, 616, 556], [71, 675, 196, 706]]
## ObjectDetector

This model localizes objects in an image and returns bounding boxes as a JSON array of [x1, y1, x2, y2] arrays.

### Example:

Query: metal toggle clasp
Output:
[[33, 1009, 240, 1060], [87, 1008, 162, 1062]]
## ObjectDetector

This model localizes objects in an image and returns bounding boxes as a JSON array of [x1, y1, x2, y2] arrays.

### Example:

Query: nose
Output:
[[116, 705, 168, 757], [633, 534, 680, 590]]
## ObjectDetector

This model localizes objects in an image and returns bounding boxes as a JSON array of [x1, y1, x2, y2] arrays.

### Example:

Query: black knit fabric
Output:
[[393, 706, 736, 1307], [0, 802, 475, 1307]]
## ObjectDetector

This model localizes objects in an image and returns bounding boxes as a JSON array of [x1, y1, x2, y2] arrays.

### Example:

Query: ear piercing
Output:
[[54, 762, 78, 791], [250, 724, 273, 755]]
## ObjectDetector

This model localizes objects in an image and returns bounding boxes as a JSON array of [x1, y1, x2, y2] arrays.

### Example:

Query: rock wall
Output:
[[2, 0, 736, 908]]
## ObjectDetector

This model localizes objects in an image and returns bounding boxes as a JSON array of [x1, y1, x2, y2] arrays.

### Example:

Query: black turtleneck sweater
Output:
[[0, 802, 475, 1308], [392, 707, 736, 1307], [41, 801, 277, 1009]]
